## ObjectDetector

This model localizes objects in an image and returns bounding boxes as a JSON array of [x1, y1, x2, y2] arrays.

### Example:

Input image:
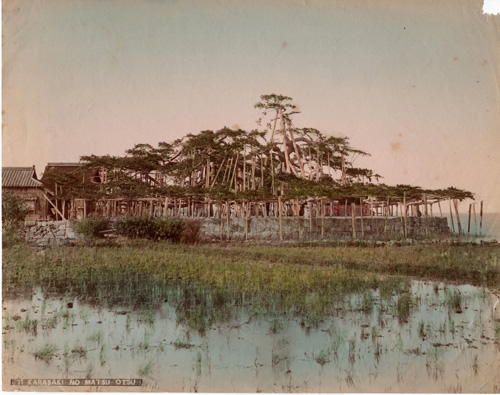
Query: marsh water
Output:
[[3, 280, 500, 393]]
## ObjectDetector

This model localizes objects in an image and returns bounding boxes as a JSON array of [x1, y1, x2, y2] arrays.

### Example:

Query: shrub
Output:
[[73, 218, 111, 240], [2, 193, 30, 224], [181, 219, 202, 244], [2, 194, 30, 247], [114, 217, 185, 242]]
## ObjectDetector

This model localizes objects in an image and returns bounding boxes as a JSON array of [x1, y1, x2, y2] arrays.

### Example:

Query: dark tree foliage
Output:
[[50, 94, 472, 203]]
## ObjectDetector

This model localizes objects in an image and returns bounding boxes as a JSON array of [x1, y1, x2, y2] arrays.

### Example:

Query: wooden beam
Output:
[[278, 196, 283, 241], [423, 194, 429, 234], [480, 201, 483, 236], [468, 203, 472, 234], [403, 191, 407, 237], [473, 203, 477, 236], [449, 199, 456, 233], [351, 202, 356, 238], [453, 200, 462, 234], [360, 197, 364, 238], [41, 191, 66, 220]]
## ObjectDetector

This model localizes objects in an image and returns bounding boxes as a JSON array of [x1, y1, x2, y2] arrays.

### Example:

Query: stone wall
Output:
[[200, 216, 450, 241], [21, 216, 449, 246], [24, 220, 78, 247]]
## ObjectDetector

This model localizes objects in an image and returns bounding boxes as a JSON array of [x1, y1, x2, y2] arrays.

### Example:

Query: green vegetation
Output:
[[18, 314, 38, 334], [71, 345, 87, 359], [3, 242, 499, 299], [2, 193, 30, 224], [444, 289, 463, 312], [494, 319, 500, 339], [314, 348, 332, 366], [394, 294, 414, 321], [2, 193, 30, 247], [114, 216, 185, 242], [88, 330, 104, 345], [138, 361, 154, 377], [173, 336, 194, 350], [3, 240, 499, 334], [39, 93, 472, 207], [73, 218, 111, 240], [34, 343, 58, 363]]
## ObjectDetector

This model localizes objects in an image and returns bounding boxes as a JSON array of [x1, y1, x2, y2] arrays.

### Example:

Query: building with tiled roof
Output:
[[2, 166, 50, 220]]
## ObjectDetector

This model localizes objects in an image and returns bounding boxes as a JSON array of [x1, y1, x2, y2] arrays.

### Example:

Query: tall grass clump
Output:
[[19, 314, 38, 334], [71, 345, 87, 359], [73, 218, 110, 240], [444, 289, 463, 312], [314, 348, 332, 366], [138, 361, 154, 377], [494, 319, 500, 339], [394, 293, 414, 322], [115, 217, 185, 242], [34, 343, 58, 363]]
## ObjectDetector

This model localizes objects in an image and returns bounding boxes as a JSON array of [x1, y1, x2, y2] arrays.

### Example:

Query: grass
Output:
[[34, 343, 58, 363], [418, 320, 426, 338], [99, 344, 107, 366], [86, 363, 94, 379], [494, 319, 500, 339], [314, 348, 332, 366], [444, 289, 463, 311], [71, 345, 87, 358], [4, 241, 499, 294], [3, 241, 499, 330], [173, 336, 194, 349], [138, 360, 154, 378], [394, 294, 413, 322], [88, 330, 104, 345], [18, 314, 38, 333], [269, 318, 283, 334]]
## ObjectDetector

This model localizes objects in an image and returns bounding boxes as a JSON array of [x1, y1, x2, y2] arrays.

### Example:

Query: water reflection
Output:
[[3, 281, 500, 392]]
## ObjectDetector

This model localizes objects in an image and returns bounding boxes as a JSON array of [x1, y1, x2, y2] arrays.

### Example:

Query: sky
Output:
[[3, 0, 500, 213]]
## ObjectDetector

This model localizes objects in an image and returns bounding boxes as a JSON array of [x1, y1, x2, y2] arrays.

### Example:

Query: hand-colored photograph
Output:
[[2, 0, 500, 392]]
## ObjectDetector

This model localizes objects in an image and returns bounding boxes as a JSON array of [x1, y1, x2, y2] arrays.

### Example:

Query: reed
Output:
[[34, 343, 58, 363]]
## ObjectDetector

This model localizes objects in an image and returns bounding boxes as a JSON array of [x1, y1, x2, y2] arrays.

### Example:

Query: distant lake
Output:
[[450, 212, 500, 240]]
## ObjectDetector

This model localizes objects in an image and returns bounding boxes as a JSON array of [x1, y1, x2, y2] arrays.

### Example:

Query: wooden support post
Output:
[[164, 197, 169, 217], [403, 192, 408, 237], [360, 197, 364, 238], [226, 201, 230, 240], [219, 203, 224, 241], [438, 201, 443, 217], [449, 199, 455, 233], [54, 182, 59, 221], [296, 200, 301, 239], [83, 199, 87, 219], [41, 191, 66, 220], [480, 201, 483, 235], [351, 203, 356, 238], [245, 202, 249, 241], [473, 203, 477, 236], [423, 194, 429, 235], [453, 200, 462, 234], [384, 198, 389, 234], [278, 196, 283, 241], [468, 203, 472, 234], [320, 198, 325, 239], [344, 200, 347, 218], [309, 201, 313, 234]]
